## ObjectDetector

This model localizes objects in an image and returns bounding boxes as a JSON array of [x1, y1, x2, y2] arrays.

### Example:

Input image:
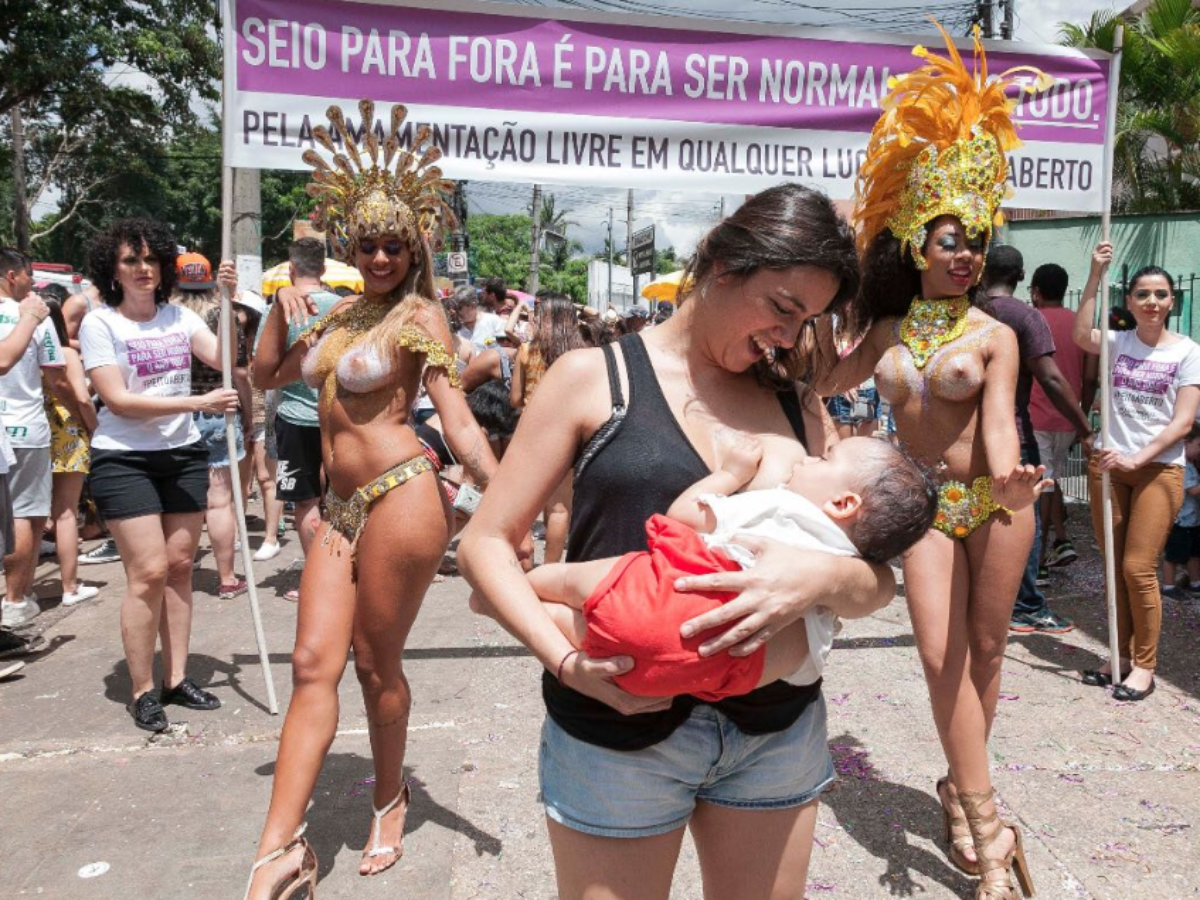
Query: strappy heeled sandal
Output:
[[244, 823, 317, 900], [958, 788, 1035, 899], [937, 776, 980, 875], [360, 781, 410, 876]]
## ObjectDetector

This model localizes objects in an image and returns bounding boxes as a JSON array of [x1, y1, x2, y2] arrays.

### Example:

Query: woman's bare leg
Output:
[[158, 512, 204, 690], [691, 800, 819, 900], [51, 472, 86, 593], [351, 476, 452, 875], [548, 819, 686, 900], [257, 448, 282, 543], [107, 515, 170, 701], [964, 509, 1034, 737], [543, 473, 573, 565], [246, 525, 358, 900], [205, 466, 238, 585]]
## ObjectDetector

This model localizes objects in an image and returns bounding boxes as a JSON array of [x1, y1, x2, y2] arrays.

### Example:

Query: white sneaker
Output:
[[253, 541, 281, 561], [62, 584, 100, 606], [0, 661, 25, 680], [1, 595, 40, 627]]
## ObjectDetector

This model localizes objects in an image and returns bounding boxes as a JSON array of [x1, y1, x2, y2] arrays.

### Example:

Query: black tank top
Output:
[[543, 334, 821, 750]]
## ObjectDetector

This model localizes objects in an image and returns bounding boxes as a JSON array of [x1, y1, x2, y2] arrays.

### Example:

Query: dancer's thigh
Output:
[[351, 476, 451, 659], [293, 523, 357, 682], [903, 531, 970, 675], [963, 509, 1033, 652]]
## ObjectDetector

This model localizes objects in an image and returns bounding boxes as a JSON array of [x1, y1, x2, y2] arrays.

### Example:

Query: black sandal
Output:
[[1080, 669, 1112, 687]]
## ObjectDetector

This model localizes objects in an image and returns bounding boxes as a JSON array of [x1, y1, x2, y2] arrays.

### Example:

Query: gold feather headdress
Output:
[[855, 23, 1052, 269], [303, 100, 456, 261]]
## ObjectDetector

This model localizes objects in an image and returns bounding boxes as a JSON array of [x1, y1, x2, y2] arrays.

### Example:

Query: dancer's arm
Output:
[[810, 315, 892, 397], [418, 311, 499, 488], [252, 288, 331, 389]]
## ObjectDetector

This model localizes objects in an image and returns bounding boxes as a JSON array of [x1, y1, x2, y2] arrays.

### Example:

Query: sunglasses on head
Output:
[[1132, 288, 1171, 301], [358, 239, 406, 257]]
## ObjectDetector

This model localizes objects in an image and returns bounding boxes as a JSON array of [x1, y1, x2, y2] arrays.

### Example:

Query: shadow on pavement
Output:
[[253, 755, 503, 882], [821, 733, 974, 899]]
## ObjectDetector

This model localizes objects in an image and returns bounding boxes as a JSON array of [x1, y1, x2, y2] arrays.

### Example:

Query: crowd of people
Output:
[[2, 29, 1199, 900]]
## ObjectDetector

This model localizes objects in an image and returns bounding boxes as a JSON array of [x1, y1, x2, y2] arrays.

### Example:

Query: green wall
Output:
[[1000, 211, 1200, 339]]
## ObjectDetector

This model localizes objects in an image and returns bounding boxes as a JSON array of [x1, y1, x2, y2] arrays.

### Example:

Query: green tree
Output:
[[3, 0, 221, 251], [467, 213, 533, 289], [1061, 0, 1200, 212], [656, 245, 680, 274]]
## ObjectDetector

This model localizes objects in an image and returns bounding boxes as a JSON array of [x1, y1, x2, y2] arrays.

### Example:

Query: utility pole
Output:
[[528, 183, 542, 294], [11, 106, 29, 254], [627, 188, 637, 305], [977, 0, 996, 38], [719, 196, 726, 221], [607, 207, 614, 309], [231, 168, 262, 293], [1000, 0, 1015, 40]]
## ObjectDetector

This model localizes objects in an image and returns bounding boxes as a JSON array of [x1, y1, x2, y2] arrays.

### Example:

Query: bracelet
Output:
[[556, 649, 580, 685]]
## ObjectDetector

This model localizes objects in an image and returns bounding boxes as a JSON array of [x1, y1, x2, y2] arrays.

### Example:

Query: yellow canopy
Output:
[[640, 270, 690, 305], [261, 258, 364, 296]]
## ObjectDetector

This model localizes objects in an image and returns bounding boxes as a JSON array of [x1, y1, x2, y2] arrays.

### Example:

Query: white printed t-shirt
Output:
[[699, 487, 857, 687], [1103, 330, 1200, 466], [457, 311, 505, 355], [80, 304, 206, 451], [0, 297, 65, 449]]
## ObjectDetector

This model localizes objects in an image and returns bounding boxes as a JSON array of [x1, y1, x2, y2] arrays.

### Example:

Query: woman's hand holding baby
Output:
[[992, 463, 1053, 511]]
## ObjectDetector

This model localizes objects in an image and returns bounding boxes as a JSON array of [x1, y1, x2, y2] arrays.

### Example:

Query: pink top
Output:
[[1029, 306, 1087, 433]]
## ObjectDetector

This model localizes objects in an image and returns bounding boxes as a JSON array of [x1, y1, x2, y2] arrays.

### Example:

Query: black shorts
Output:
[[89, 443, 208, 520], [1164, 524, 1200, 566], [274, 416, 323, 503]]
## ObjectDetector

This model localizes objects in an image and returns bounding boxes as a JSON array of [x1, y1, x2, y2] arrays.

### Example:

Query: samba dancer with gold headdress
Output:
[[814, 26, 1051, 900], [245, 101, 497, 898]]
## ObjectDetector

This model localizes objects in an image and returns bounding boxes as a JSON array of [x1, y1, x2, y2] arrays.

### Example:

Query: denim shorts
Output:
[[539, 696, 834, 838], [195, 412, 245, 468]]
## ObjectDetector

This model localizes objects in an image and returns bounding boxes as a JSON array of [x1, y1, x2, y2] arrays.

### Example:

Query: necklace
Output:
[[899, 296, 970, 369]]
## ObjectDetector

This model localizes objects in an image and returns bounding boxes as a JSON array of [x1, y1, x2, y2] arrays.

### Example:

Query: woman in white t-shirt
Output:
[[82, 218, 240, 733], [1074, 242, 1200, 702]]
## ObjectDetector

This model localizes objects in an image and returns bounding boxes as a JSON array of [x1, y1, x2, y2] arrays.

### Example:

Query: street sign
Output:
[[447, 252, 468, 274], [631, 226, 656, 277]]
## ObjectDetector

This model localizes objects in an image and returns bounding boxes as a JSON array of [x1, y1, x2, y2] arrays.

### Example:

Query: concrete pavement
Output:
[[2, 504, 1199, 899]]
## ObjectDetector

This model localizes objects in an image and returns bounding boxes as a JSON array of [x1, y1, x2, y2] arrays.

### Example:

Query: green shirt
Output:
[[257, 290, 341, 427]]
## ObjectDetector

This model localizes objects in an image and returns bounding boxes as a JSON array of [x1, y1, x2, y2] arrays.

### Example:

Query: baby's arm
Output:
[[667, 431, 763, 532]]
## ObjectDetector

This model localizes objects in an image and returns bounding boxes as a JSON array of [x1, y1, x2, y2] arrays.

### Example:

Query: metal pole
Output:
[[220, 0, 278, 715], [627, 189, 637, 306], [607, 207, 614, 309], [528, 184, 542, 294], [1001, 0, 1015, 40], [1098, 25, 1124, 686]]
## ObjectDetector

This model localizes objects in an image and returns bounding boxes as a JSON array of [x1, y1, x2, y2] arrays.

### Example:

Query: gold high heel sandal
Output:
[[937, 776, 980, 875], [958, 788, 1035, 899], [244, 824, 317, 900]]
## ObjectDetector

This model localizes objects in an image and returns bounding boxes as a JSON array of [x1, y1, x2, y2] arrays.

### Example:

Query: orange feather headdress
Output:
[[854, 23, 1052, 268], [302, 100, 456, 262]]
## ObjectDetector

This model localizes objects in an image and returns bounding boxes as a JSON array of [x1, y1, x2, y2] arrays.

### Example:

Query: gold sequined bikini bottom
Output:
[[933, 476, 1010, 539], [322, 454, 434, 554]]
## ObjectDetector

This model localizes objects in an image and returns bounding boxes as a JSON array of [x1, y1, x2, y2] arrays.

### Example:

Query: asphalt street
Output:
[[2, 502, 1198, 899]]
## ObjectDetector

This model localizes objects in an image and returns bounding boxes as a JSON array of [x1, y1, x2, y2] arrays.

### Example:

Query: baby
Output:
[[529, 435, 939, 701]]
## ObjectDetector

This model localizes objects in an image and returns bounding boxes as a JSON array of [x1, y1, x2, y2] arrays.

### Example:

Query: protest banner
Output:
[[221, 0, 1115, 211]]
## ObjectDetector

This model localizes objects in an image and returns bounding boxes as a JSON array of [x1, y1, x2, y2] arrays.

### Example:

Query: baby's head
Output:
[[784, 437, 938, 563]]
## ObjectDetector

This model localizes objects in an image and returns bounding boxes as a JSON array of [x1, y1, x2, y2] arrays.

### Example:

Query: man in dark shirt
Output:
[[983, 245, 1093, 633]]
